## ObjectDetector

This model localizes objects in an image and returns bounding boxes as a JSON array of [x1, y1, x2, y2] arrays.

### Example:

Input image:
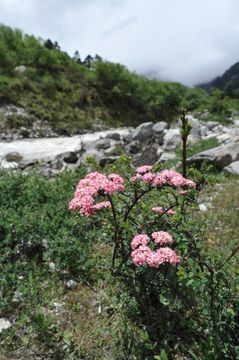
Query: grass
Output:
[[200, 175, 239, 256]]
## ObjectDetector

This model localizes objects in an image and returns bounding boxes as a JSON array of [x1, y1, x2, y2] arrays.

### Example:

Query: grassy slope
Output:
[[0, 25, 193, 135]]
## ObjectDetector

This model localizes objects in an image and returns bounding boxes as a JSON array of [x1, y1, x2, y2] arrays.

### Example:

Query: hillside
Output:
[[0, 24, 222, 136], [199, 61, 239, 96]]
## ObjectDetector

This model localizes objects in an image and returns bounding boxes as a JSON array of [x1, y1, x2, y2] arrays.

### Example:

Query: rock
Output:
[[104, 145, 123, 156], [95, 138, 112, 150], [206, 121, 220, 130], [153, 121, 169, 133], [13, 289, 23, 303], [233, 119, 239, 127], [19, 159, 37, 170], [224, 160, 239, 175], [156, 148, 163, 158], [200, 125, 209, 137], [0, 319, 11, 333], [66, 279, 77, 290], [5, 152, 23, 162], [99, 156, 119, 167], [158, 152, 176, 163], [153, 122, 168, 145], [187, 115, 201, 136], [19, 127, 31, 137], [131, 122, 154, 141], [81, 150, 103, 165], [126, 140, 141, 154], [199, 203, 208, 212], [49, 262, 56, 271], [50, 158, 64, 170], [198, 110, 210, 119], [15, 65, 26, 73], [187, 143, 239, 169], [56, 151, 78, 164], [40, 167, 61, 177], [163, 129, 181, 150], [0, 159, 18, 169], [53, 302, 64, 312], [133, 143, 159, 166], [106, 132, 121, 141], [217, 134, 231, 144]]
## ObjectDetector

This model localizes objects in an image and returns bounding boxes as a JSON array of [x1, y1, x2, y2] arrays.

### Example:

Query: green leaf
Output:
[[186, 279, 194, 286], [159, 294, 170, 306]]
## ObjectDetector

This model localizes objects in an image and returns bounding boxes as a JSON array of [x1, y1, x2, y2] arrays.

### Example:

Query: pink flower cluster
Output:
[[69, 171, 124, 217], [152, 231, 173, 245], [131, 165, 196, 189], [152, 206, 176, 215], [131, 231, 180, 268]]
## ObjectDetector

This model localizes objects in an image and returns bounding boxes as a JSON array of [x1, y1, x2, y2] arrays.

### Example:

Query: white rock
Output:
[[66, 280, 77, 290], [217, 134, 230, 144], [15, 65, 26, 73], [163, 129, 181, 150], [0, 319, 11, 333], [199, 204, 208, 212], [224, 160, 239, 175], [49, 261, 56, 271], [158, 152, 176, 163]]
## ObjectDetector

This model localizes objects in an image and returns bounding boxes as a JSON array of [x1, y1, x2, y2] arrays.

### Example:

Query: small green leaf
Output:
[[159, 294, 170, 306]]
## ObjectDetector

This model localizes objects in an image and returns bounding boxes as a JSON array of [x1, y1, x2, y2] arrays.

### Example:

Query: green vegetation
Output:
[[1, 24, 239, 135], [0, 162, 239, 359]]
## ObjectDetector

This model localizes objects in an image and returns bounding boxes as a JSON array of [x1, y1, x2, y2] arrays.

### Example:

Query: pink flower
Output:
[[185, 179, 196, 188], [153, 175, 167, 186], [179, 190, 188, 195], [78, 195, 95, 217], [131, 234, 150, 249], [152, 207, 176, 215], [152, 206, 164, 213], [69, 171, 124, 217], [136, 165, 153, 174], [167, 209, 176, 215], [92, 201, 111, 210], [131, 174, 142, 182], [146, 251, 164, 268], [152, 231, 173, 245], [142, 172, 155, 184], [147, 247, 180, 268], [131, 245, 152, 266]]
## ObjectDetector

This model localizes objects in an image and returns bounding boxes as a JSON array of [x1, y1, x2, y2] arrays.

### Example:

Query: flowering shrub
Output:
[[69, 166, 196, 270], [69, 159, 239, 359]]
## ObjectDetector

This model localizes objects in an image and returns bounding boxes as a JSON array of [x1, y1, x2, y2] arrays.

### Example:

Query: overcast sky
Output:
[[1, 0, 239, 86]]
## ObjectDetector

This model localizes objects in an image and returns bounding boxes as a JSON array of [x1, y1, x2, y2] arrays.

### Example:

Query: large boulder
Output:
[[153, 121, 168, 145], [187, 143, 239, 169], [5, 152, 23, 162], [131, 122, 154, 142], [153, 121, 169, 133], [187, 115, 201, 136], [163, 129, 181, 150], [56, 151, 79, 164], [224, 160, 239, 175]]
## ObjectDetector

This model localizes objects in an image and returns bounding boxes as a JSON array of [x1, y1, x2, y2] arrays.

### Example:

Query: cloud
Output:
[[1, 0, 239, 85]]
